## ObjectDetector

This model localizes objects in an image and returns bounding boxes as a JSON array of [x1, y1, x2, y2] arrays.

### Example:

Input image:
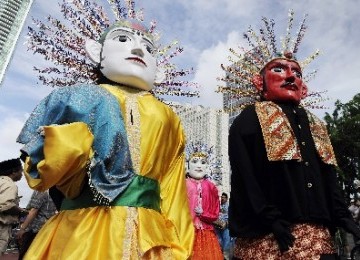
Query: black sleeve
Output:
[[324, 164, 353, 222]]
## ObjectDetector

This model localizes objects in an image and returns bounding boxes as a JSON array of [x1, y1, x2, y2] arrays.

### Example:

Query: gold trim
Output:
[[255, 102, 337, 166], [306, 111, 338, 166], [255, 102, 301, 161]]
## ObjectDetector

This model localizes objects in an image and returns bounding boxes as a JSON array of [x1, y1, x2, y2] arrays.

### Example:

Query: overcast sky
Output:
[[1, 0, 359, 206]]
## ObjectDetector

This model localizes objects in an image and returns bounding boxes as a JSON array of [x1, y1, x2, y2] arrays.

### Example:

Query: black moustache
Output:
[[281, 82, 297, 88]]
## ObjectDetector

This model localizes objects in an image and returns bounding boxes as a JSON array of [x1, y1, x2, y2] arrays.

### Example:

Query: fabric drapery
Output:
[[18, 84, 194, 259]]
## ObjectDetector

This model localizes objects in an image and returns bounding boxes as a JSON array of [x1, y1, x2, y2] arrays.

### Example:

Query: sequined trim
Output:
[[255, 102, 337, 166], [306, 111, 338, 166], [100, 84, 147, 172], [123, 207, 140, 260], [87, 158, 112, 205], [125, 92, 142, 173], [195, 180, 203, 229], [255, 102, 301, 161], [234, 223, 335, 259], [87, 84, 147, 205], [122, 207, 173, 259]]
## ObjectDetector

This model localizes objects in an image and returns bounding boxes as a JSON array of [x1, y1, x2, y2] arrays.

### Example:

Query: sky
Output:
[[1, 0, 359, 206]]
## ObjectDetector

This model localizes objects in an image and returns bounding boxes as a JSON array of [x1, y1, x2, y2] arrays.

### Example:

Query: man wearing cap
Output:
[[0, 158, 27, 255]]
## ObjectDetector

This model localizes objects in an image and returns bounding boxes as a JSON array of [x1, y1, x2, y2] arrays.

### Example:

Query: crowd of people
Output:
[[0, 158, 58, 259]]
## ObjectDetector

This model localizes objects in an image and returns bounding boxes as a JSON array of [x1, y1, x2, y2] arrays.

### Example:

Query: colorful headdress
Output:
[[186, 142, 213, 161], [26, 0, 199, 98], [186, 141, 221, 176], [217, 10, 326, 112]]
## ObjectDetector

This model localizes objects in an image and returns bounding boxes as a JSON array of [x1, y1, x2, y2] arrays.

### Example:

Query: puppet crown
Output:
[[217, 10, 326, 112], [27, 0, 199, 98]]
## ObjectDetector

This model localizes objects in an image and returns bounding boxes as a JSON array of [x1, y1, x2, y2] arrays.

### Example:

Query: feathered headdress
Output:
[[186, 141, 221, 176], [26, 0, 199, 98], [186, 141, 213, 161], [217, 10, 327, 113]]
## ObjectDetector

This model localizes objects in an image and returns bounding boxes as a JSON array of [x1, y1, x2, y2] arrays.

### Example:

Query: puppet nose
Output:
[[131, 48, 144, 57]]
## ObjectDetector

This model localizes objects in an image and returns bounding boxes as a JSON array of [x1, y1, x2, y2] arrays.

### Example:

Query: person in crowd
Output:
[[349, 200, 360, 223], [16, 190, 57, 259], [345, 199, 360, 258], [185, 142, 223, 260], [0, 158, 27, 256], [214, 192, 231, 259], [16, 1, 195, 259], [221, 11, 360, 259]]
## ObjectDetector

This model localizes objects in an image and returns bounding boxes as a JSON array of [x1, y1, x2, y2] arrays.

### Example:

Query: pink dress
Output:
[[186, 177, 223, 259]]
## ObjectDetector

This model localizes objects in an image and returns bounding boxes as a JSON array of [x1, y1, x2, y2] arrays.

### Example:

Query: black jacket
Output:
[[228, 102, 351, 238]]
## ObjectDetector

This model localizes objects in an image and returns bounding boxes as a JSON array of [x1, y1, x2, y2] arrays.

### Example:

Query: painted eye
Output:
[[271, 67, 284, 73], [116, 35, 131, 42], [293, 70, 302, 78], [191, 158, 198, 164], [144, 43, 155, 54], [146, 45, 153, 54]]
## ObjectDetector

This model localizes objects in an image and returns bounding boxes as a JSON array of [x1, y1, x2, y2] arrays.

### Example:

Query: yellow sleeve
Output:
[[24, 122, 94, 198]]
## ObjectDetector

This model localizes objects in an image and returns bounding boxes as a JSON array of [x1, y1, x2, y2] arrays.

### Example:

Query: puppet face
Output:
[[253, 59, 304, 104], [188, 156, 208, 179], [87, 26, 157, 90], [301, 83, 308, 99]]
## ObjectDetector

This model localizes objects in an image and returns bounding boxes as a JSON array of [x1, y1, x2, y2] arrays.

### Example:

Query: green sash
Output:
[[61, 175, 160, 212]]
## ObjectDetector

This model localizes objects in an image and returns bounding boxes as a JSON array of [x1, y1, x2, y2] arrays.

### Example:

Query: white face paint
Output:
[[99, 27, 157, 90], [188, 156, 208, 179]]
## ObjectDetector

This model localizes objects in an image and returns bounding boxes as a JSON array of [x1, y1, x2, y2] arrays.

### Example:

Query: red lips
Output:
[[125, 57, 147, 66]]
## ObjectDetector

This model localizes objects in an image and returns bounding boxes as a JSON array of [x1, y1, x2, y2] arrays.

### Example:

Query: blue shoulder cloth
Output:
[[17, 84, 136, 204]]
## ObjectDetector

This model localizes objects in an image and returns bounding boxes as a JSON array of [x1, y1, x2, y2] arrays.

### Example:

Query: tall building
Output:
[[0, 0, 33, 85], [223, 91, 243, 126], [169, 102, 231, 195]]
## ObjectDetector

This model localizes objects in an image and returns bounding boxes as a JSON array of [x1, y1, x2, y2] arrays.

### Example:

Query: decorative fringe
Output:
[[27, 0, 200, 98], [217, 10, 325, 115]]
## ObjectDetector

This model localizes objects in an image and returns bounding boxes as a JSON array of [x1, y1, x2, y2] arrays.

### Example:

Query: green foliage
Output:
[[324, 93, 360, 199]]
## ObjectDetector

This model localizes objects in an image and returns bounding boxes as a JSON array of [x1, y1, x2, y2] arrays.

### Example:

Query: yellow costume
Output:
[[21, 84, 194, 259]]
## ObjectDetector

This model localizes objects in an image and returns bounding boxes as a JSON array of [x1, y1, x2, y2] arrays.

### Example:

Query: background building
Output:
[[221, 62, 256, 126], [169, 102, 231, 195], [0, 0, 33, 85]]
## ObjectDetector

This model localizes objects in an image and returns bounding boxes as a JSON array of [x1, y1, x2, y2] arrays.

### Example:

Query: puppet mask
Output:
[[188, 156, 208, 180], [253, 59, 304, 104], [86, 25, 157, 91]]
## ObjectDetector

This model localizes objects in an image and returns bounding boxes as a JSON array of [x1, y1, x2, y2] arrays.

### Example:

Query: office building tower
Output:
[[0, 0, 33, 84]]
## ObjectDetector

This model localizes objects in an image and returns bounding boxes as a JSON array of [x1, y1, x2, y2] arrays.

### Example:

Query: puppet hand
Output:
[[271, 219, 295, 253], [194, 206, 203, 215]]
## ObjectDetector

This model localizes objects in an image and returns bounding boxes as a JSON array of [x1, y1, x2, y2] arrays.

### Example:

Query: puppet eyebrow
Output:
[[270, 61, 301, 71], [109, 29, 154, 47]]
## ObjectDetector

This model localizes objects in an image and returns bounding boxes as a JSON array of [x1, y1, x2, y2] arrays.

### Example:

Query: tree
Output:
[[324, 93, 360, 200]]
